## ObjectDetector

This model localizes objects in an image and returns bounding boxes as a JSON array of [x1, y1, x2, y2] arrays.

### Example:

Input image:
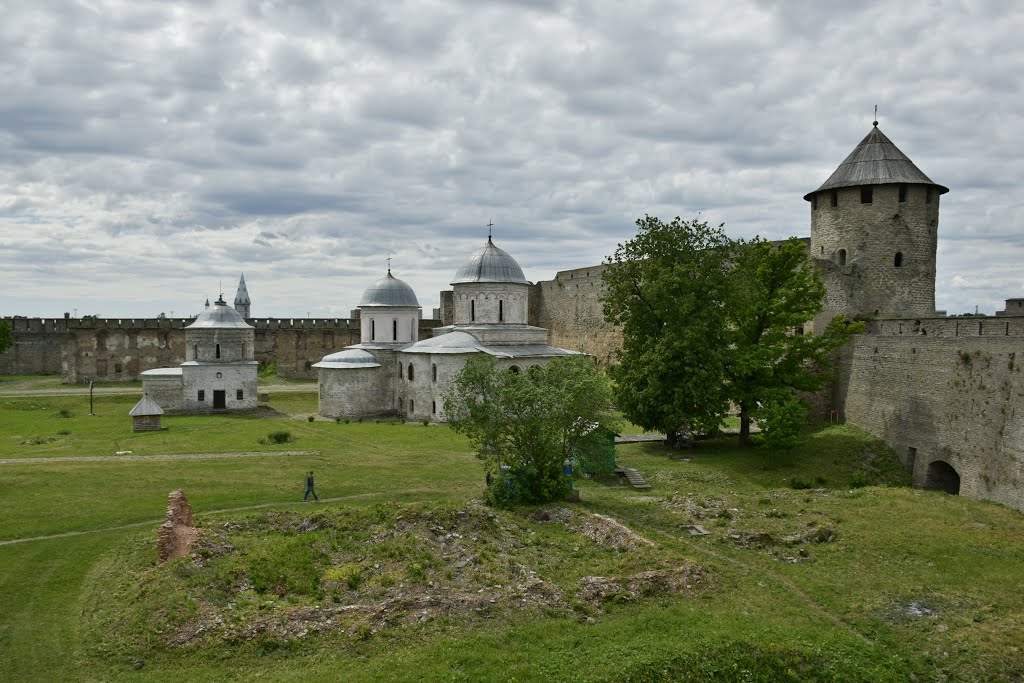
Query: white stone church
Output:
[[314, 237, 582, 422], [140, 293, 258, 412]]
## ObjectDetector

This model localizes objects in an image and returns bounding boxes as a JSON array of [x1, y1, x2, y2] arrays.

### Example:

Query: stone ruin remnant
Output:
[[157, 489, 198, 562]]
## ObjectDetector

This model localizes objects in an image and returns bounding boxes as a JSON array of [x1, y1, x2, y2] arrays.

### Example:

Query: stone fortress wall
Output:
[[834, 315, 1023, 510], [0, 316, 442, 381]]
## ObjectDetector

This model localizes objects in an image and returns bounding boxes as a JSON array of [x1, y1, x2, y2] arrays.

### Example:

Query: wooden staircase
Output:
[[615, 467, 651, 490]]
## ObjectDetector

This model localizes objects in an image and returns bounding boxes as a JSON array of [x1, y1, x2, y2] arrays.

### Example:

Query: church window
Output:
[[216, 372, 222, 379], [926, 187, 933, 204], [860, 186, 873, 204], [193, 344, 198, 360], [898, 184, 908, 203], [471, 300, 475, 321], [837, 249, 847, 266], [499, 300, 503, 322], [432, 364, 437, 382], [508, 365, 520, 374], [115, 362, 123, 374], [236, 389, 243, 400], [409, 399, 415, 413], [432, 401, 436, 414], [894, 252, 903, 267], [407, 363, 414, 381], [830, 190, 838, 207], [371, 319, 375, 340], [216, 343, 221, 359], [198, 390, 205, 401], [393, 319, 397, 341]]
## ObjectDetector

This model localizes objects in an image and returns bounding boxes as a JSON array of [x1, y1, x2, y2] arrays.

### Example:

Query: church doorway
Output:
[[213, 390, 226, 410], [924, 460, 960, 495]]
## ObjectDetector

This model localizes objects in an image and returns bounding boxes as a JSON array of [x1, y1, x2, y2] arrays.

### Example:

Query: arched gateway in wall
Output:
[[924, 460, 960, 495]]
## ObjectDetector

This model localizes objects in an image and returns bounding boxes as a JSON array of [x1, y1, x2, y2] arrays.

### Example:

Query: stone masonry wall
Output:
[[1, 317, 442, 382], [832, 316, 1024, 510], [809, 184, 939, 319], [530, 265, 621, 366]]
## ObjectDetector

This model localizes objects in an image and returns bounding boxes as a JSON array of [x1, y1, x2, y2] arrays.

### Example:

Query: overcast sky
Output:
[[1, 0, 1022, 320]]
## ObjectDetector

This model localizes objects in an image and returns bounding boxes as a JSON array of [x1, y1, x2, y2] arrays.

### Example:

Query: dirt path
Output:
[[0, 450, 320, 465], [0, 490, 436, 547]]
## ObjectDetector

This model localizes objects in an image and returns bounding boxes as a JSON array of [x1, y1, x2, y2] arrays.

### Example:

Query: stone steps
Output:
[[615, 467, 651, 490]]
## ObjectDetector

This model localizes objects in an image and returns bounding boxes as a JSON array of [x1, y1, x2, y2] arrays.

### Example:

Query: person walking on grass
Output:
[[304, 470, 319, 502]]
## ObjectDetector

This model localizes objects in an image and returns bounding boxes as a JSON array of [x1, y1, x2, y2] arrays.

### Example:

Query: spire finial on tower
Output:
[[387, 252, 392, 274], [873, 104, 878, 127], [487, 219, 494, 241]]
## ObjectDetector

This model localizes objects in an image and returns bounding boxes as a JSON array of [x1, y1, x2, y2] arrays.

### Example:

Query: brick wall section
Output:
[[1, 317, 442, 382], [832, 316, 1024, 510]]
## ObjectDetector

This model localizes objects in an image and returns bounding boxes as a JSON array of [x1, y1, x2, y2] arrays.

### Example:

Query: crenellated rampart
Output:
[[1, 316, 442, 381]]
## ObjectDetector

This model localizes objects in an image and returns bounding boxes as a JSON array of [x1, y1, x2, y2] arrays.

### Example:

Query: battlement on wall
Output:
[[4, 317, 441, 333], [863, 315, 1024, 337]]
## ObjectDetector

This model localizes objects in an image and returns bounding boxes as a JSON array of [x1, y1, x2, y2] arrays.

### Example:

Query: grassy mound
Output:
[[86, 502, 704, 660]]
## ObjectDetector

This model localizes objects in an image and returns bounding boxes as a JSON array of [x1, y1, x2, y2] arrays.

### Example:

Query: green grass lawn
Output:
[[1, 395, 1023, 682]]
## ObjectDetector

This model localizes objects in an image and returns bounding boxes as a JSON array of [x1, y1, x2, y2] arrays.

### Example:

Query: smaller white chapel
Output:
[[140, 293, 258, 412]]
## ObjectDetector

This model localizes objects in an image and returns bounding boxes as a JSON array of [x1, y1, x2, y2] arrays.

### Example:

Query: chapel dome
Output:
[[451, 237, 528, 285], [358, 271, 420, 308], [187, 295, 253, 329], [312, 348, 382, 369]]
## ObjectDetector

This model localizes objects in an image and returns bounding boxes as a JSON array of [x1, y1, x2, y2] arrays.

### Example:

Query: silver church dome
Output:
[[187, 296, 253, 329], [451, 237, 528, 285], [358, 271, 420, 308], [312, 348, 382, 369]]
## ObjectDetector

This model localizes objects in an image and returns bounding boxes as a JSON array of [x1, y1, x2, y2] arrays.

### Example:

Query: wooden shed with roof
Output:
[[129, 393, 165, 431]]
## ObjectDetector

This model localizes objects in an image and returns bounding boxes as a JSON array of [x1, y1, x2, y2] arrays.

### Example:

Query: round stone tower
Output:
[[450, 236, 530, 325], [805, 123, 948, 321]]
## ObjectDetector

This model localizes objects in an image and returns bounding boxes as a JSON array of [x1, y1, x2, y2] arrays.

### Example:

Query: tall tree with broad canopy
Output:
[[601, 216, 735, 439], [443, 354, 615, 505], [602, 217, 858, 447], [725, 237, 858, 445]]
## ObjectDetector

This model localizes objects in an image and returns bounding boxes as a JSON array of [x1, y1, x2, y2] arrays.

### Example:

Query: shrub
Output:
[[850, 470, 870, 488], [52, 409, 73, 418], [265, 431, 293, 444], [789, 477, 813, 490], [420, 418, 430, 427], [307, 415, 315, 423]]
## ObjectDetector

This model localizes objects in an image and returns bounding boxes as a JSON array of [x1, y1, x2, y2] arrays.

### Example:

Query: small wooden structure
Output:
[[129, 393, 164, 432]]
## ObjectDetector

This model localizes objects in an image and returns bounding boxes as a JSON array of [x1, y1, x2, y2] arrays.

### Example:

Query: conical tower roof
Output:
[[804, 124, 948, 200], [234, 273, 250, 306]]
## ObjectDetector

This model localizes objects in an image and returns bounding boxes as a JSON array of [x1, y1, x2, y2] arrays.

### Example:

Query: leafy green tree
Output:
[[0, 319, 12, 355], [725, 238, 858, 445], [601, 216, 735, 438], [443, 354, 615, 505], [603, 219, 858, 449]]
